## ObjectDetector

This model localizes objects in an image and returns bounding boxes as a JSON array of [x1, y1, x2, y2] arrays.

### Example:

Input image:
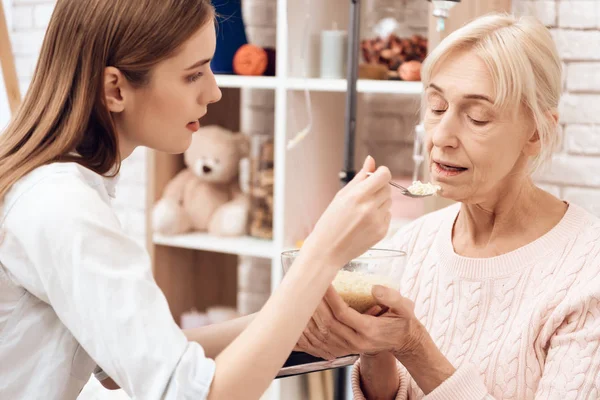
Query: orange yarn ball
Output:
[[233, 44, 268, 76]]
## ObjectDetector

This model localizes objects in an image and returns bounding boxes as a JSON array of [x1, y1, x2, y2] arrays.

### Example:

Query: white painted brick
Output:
[[245, 26, 276, 49], [238, 256, 271, 293], [242, 1, 277, 28], [565, 124, 600, 155], [12, 6, 34, 30], [535, 183, 562, 198], [363, 141, 414, 176], [559, 1, 598, 29], [241, 108, 274, 135], [535, 153, 600, 187], [237, 291, 269, 315], [563, 187, 600, 217], [363, 93, 421, 116], [361, 115, 415, 143], [406, 0, 429, 30], [560, 94, 600, 124], [567, 62, 600, 92], [241, 88, 275, 108], [514, 1, 557, 27], [11, 31, 46, 56], [551, 30, 600, 61], [33, 4, 55, 29], [561, 61, 567, 92]]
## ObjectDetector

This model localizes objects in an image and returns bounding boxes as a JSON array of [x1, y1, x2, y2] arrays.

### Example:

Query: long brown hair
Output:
[[0, 0, 214, 200]]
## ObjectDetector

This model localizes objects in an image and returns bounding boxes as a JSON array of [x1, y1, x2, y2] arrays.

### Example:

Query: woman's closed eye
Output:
[[466, 107, 493, 126], [186, 71, 204, 83], [467, 115, 489, 126], [429, 100, 448, 115]]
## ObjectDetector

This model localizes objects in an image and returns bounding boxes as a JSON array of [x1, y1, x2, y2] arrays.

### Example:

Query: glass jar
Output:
[[360, 0, 427, 81], [248, 134, 274, 240]]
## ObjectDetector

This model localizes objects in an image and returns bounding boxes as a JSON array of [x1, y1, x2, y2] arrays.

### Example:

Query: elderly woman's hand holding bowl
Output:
[[296, 13, 600, 400]]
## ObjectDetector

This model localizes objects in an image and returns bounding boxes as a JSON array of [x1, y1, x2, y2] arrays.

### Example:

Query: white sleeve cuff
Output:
[[351, 357, 409, 400]]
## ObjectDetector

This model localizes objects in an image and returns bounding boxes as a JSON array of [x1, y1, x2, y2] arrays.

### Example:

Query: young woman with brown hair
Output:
[[0, 1, 392, 398]]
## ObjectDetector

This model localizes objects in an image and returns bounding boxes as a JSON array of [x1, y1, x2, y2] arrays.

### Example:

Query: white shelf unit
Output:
[[146, 0, 516, 398]]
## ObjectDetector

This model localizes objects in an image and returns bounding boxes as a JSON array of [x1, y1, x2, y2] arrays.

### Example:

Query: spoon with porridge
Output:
[[366, 172, 440, 198]]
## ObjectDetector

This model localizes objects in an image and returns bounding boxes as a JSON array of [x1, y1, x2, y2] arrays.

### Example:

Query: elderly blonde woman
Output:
[[295, 13, 600, 400]]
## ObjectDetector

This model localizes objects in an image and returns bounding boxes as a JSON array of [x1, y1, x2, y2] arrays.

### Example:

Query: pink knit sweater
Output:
[[352, 202, 600, 399]]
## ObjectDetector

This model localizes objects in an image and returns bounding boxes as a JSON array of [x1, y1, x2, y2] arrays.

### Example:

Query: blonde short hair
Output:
[[421, 13, 562, 172]]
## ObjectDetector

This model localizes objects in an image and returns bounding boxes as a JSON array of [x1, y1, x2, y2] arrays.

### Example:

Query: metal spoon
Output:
[[366, 172, 437, 198]]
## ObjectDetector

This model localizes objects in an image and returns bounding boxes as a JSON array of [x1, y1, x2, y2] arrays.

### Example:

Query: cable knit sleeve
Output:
[[424, 293, 600, 400], [533, 293, 600, 399], [351, 358, 494, 400], [351, 358, 409, 400]]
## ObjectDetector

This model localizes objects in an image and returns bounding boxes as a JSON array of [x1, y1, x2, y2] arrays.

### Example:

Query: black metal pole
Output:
[[336, 2, 361, 398], [339, 0, 361, 187]]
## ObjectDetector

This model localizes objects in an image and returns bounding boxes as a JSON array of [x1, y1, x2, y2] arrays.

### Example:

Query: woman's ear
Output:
[[104, 66, 126, 113], [524, 110, 558, 157], [523, 127, 541, 157]]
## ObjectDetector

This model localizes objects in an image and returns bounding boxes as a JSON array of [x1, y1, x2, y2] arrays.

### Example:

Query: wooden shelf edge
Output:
[[153, 232, 275, 259]]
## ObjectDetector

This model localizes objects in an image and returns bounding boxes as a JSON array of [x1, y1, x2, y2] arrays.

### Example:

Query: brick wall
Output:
[[513, 0, 600, 213]]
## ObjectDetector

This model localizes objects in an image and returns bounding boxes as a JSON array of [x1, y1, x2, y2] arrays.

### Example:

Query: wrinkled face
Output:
[[116, 20, 222, 155], [423, 50, 537, 204]]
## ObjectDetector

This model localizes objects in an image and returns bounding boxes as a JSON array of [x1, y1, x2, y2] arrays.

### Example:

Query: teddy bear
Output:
[[152, 125, 250, 237]]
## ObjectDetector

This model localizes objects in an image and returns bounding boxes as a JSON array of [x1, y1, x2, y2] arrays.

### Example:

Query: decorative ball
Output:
[[398, 60, 421, 81], [233, 44, 268, 76]]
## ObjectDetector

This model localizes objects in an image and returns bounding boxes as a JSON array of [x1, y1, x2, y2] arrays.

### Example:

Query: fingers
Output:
[[308, 316, 327, 344], [313, 300, 335, 341], [362, 155, 376, 173], [365, 305, 383, 316], [304, 322, 335, 360], [357, 166, 392, 196], [345, 156, 376, 190], [324, 286, 349, 316], [372, 285, 405, 313], [304, 296, 354, 360], [378, 197, 392, 211], [374, 184, 392, 208], [325, 288, 373, 334]]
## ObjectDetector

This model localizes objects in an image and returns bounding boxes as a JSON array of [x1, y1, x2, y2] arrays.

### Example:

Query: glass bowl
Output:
[[280, 248, 406, 313]]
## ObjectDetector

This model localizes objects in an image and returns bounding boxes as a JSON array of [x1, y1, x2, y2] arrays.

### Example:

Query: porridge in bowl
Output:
[[281, 248, 406, 313]]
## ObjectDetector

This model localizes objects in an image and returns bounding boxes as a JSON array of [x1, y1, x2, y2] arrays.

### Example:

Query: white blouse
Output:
[[0, 162, 215, 399]]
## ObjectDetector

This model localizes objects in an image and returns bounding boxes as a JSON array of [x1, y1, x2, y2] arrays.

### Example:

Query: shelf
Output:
[[213, 75, 423, 95], [153, 232, 275, 259], [214, 74, 278, 89], [285, 78, 423, 94]]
